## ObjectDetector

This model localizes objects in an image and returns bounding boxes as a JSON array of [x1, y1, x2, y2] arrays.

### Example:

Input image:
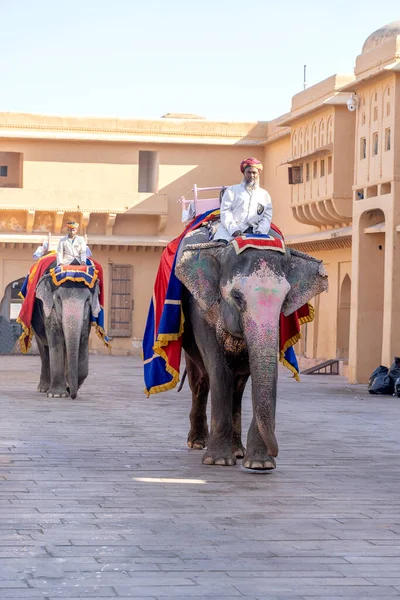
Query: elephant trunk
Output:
[[245, 324, 279, 457], [62, 300, 84, 399]]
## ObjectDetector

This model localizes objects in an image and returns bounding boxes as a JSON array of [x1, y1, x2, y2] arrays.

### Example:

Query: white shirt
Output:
[[57, 235, 87, 266], [215, 181, 273, 241], [33, 241, 49, 259]]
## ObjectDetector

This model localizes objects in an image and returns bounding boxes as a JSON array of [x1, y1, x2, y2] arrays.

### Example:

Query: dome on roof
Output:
[[362, 21, 400, 53]]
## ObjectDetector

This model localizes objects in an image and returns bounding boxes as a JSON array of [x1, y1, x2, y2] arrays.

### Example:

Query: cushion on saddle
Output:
[[232, 234, 286, 255], [50, 263, 98, 288]]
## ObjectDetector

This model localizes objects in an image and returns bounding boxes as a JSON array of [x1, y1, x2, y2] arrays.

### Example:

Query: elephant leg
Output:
[[203, 361, 235, 466], [34, 333, 50, 393], [47, 328, 69, 398], [77, 322, 90, 389], [232, 374, 249, 458], [243, 417, 276, 470], [185, 352, 209, 450]]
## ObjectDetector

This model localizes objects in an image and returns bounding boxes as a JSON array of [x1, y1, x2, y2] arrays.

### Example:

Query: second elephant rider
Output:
[[57, 221, 90, 266], [214, 157, 273, 242]]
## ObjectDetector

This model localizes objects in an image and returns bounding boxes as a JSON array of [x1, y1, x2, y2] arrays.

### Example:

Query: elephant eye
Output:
[[231, 289, 245, 309]]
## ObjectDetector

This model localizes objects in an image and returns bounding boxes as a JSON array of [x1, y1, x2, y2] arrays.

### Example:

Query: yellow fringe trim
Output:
[[16, 317, 34, 354], [50, 268, 99, 289], [90, 321, 112, 349], [279, 302, 315, 382], [299, 302, 315, 326], [145, 308, 185, 397]]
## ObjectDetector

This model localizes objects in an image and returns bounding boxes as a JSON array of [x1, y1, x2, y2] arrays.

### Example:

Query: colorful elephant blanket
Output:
[[143, 211, 314, 396], [17, 255, 110, 353]]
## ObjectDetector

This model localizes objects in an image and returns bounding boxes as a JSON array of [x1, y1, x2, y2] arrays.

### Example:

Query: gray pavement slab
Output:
[[1, 354, 400, 599]]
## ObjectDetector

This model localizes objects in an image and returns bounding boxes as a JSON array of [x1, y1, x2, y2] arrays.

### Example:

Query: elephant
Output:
[[31, 273, 101, 399], [175, 237, 328, 470]]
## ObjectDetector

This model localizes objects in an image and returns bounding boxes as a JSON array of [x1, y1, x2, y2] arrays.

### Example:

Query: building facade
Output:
[[1, 21, 400, 383]]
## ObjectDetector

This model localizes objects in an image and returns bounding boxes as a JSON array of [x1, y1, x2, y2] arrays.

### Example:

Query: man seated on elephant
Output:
[[57, 221, 88, 266], [214, 157, 273, 242]]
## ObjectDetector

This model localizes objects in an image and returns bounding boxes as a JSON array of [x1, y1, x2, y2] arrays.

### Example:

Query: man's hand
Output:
[[232, 230, 242, 238]]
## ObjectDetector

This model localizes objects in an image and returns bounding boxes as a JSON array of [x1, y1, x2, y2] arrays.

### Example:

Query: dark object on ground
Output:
[[388, 357, 400, 387], [394, 377, 400, 398], [368, 365, 392, 395], [368, 358, 400, 395]]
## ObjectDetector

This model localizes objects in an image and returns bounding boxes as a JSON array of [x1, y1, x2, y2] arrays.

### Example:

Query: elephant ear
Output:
[[90, 282, 101, 317], [282, 248, 328, 317], [175, 245, 221, 312], [35, 276, 54, 318]]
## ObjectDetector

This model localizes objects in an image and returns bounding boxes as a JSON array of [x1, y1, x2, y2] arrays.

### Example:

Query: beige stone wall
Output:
[[294, 247, 352, 361]]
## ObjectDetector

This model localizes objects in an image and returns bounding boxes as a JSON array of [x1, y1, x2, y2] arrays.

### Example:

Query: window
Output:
[[320, 160, 325, 177], [372, 133, 379, 156], [361, 113, 366, 125], [0, 152, 22, 188], [313, 161, 317, 179], [138, 151, 158, 193], [319, 120, 325, 147], [385, 128, 391, 151], [327, 117, 333, 144], [288, 165, 303, 184], [109, 264, 133, 337], [373, 106, 378, 121], [306, 163, 310, 182], [387, 102, 391, 117], [328, 156, 332, 174], [312, 123, 317, 149], [360, 137, 366, 159]]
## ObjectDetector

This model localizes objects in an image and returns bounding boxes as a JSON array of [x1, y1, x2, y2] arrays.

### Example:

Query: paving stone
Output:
[[1, 355, 400, 599]]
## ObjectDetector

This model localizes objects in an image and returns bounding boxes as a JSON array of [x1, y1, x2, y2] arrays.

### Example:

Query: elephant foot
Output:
[[47, 389, 70, 398], [202, 446, 236, 466], [242, 452, 276, 471], [187, 429, 208, 450], [37, 382, 49, 393], [232, 438, 246, 459]]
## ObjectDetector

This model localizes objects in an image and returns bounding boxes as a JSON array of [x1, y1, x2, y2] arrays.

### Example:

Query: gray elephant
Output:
[[175, 238, 328, 470], [32, 274, 101, 399]]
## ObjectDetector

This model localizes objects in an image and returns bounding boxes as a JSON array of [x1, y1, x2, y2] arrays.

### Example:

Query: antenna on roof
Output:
[[303, 65, 307, 90]]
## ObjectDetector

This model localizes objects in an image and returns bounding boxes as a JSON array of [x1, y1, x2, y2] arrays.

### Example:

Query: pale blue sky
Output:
[[1, 0, 399, 122]]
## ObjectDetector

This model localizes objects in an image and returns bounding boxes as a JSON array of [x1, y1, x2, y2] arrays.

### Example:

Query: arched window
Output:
[[383, 85, 391, 119], [304, 126, 310, 152], [312, 123, 317, 150], [327, 116, 333, 144], [292, 131, 298, 156], [299, 128, 303, 155], [319, 119, 325, 147], [371, 89, 379, 123]]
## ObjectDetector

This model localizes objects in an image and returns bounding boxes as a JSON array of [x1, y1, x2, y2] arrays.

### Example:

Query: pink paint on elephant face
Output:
[[223, 263, 290, 336]]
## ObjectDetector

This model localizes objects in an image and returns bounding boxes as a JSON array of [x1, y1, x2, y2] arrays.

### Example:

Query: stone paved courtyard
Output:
[[1, 354, 400, 599]]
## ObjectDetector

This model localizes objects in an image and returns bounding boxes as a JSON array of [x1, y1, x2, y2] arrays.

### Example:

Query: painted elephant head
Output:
[[175, 241, 328, 457], [36, 275, 101, 399]]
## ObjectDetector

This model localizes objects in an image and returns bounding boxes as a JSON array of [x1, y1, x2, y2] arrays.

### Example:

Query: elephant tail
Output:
[[177, 368, 187, 392]]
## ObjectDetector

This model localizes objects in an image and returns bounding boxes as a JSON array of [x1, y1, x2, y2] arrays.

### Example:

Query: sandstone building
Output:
[[1, 21, 399, 383]]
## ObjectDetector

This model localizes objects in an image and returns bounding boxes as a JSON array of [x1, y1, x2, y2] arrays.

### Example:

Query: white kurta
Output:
[[57, 235, 87, 266], [215, 182, 273, 241]]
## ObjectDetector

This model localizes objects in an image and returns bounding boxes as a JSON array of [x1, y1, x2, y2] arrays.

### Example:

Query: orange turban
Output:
[[67, 221, 79, 229], [240, 157, 263, 173]]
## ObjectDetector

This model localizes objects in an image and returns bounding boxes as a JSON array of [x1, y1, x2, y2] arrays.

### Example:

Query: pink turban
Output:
[[240, 157, 263, 174]]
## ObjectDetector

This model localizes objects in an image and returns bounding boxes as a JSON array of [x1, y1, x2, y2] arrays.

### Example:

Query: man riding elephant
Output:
[[57, 221, 92, 266], [215, 157, 273, 242]]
